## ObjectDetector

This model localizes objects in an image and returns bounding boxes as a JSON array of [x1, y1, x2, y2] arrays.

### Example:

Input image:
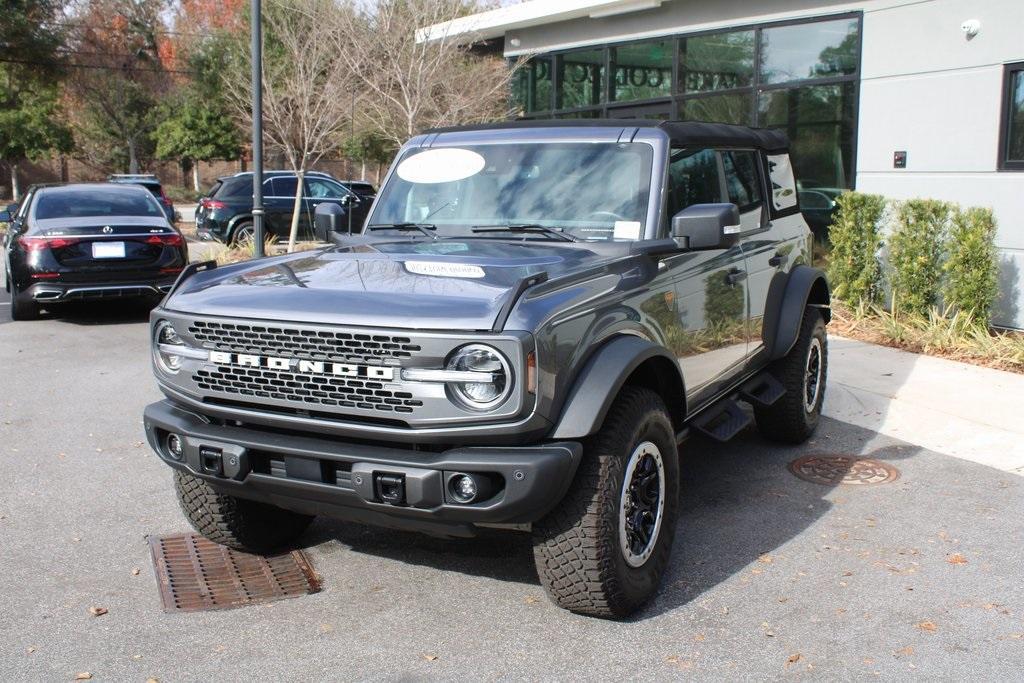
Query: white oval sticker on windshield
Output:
[[396, 148, 486, 184], [405, 260, 485, 279]]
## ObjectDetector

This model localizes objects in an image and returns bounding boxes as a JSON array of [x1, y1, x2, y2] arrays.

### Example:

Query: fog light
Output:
[[166, 433, 184, 460], [450, 474, 478, 503]]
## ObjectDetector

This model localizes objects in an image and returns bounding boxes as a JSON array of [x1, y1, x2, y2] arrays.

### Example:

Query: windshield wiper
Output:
[[471, 224, 577, 242], [366, 223, 439, 240]]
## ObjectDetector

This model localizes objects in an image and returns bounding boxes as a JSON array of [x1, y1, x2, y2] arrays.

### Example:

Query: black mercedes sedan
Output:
[[1, 183, 189, 320]]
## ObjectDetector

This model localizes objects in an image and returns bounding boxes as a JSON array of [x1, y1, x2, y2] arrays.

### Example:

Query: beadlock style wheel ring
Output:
[[804, 336, 823, 413], [618, 440, 666, 568]]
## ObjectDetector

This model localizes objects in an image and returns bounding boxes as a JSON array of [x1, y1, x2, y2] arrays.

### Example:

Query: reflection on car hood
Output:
[[167, 239, 619, 330]]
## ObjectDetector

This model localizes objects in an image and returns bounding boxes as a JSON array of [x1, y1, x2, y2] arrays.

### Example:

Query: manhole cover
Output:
[[788, 455, 900, 486], [149, 533, 320, 612]]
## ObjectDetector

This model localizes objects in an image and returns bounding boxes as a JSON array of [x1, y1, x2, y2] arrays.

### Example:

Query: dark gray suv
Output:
[[143, 120, 829, 618]]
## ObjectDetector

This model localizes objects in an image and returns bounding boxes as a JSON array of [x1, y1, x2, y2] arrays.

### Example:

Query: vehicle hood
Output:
[[166, 239, 619, 330]]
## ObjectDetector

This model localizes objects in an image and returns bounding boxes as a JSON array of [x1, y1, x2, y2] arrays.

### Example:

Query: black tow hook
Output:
[[374, 473, 406, 505]]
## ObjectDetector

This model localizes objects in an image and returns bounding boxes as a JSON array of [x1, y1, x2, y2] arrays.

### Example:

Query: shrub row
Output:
[[826, 193, 1000, 325]]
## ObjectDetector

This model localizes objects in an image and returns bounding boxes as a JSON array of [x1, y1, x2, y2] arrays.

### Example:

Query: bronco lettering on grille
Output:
[[207, 350, 395, 380]]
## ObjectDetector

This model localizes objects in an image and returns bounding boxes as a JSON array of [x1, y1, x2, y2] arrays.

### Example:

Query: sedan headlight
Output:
[[154, 319, 185, 374], [445, 344, 512, 410]]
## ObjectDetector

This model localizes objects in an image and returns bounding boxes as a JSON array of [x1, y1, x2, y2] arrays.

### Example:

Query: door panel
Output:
[[662, 146, 749, 402], [305, 177, 359, 236]]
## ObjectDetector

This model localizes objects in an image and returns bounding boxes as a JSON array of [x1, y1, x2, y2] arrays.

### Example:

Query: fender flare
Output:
[[549, 335, 685, 440], [767, 265, 831, 361]]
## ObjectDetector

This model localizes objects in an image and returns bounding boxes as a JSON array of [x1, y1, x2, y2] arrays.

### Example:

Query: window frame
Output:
[[998, 61, 1024, 171]]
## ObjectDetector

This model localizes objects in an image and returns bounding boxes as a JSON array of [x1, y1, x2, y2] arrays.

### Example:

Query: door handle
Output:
[[726, 268, 747, 285], [768, 253, 784, 267]]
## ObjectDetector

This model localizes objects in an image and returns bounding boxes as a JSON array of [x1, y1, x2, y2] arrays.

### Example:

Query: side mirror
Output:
[[671, 203, 741, 250], [314, 201, 346, 241]]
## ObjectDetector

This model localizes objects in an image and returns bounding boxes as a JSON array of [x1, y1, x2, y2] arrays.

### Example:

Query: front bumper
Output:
[[144, 400, 583, 536]]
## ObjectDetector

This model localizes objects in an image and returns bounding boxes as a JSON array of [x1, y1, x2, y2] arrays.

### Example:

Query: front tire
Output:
[[174, 470, 314, 553], [754, 308, 828, 444], [532, 387, 679, 618]]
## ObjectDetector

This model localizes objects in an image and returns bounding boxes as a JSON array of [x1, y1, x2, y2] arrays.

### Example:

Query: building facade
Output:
[[424, 0, 1024, 329]]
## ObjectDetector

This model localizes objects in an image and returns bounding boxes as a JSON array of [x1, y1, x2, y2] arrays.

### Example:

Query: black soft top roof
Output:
[[427, 119, 790, 152]]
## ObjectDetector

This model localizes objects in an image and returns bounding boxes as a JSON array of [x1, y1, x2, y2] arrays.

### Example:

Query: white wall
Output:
[[855, 0, 1024, 328]]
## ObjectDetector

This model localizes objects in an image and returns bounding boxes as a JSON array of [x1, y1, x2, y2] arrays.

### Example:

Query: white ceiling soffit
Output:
[[415, 0, 665, 44]]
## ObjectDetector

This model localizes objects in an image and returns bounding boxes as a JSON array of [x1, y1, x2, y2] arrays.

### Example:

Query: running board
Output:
[[738, 372, 786, 408], [691, 400, 751, 442]]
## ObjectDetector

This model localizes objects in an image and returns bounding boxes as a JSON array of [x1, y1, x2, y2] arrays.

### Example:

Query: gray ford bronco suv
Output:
[[143, 120, 830, 618]]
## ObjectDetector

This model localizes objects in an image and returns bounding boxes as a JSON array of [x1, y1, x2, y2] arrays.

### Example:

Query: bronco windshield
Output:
[[369, 142, 655, 241]]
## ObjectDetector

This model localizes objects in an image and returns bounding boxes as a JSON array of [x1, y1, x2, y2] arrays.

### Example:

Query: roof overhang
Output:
[[416, 0, 665, 44]]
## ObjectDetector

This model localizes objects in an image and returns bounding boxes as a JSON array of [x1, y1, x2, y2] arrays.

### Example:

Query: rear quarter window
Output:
[[215, 178, 254, 199], [767, 153, 798, 212]]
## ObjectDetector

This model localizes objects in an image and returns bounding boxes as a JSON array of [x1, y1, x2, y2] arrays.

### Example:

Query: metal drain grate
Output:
[[788, 454, 900, 486], [149, 533, 320, 612]]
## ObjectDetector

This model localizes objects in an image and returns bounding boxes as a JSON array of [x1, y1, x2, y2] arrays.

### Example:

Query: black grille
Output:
[[187, 320, 422, 364], [194, 364, 424, 413]]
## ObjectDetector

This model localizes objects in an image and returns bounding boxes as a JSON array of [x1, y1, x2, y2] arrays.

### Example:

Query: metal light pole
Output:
[[250, 0, 265, 258]]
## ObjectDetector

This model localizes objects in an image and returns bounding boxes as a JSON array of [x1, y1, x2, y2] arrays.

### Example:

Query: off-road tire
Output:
[[174, 470, 314, 553], [755, 308, 827, 444], [10, 281, 40, 321], [531, 387, 679, 618]]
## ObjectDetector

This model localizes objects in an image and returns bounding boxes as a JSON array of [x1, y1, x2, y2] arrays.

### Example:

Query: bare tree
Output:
[[224, 0, 355, 252], [333, 0, 521, 148]]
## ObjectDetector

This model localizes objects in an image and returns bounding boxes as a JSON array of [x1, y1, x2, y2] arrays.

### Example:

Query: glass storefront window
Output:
[[679, 30, 755, 93], [757, 83, 856, 190], [1002, 64, 1024, 167], [612, 40, 672, 102], [759, 17, 859, 85], [680, 93, 753, 125], [558, 49, 605, 109], [512, 56, 553, 114]]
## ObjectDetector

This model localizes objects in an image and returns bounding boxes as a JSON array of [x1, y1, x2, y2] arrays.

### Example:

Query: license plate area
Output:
[[92, 241, 126, 258]]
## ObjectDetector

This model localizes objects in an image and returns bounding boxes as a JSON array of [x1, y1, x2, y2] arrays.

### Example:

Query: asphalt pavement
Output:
[[1, 302, 1022, 681]]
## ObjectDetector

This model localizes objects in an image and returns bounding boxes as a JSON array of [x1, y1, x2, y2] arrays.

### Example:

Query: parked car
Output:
[[143, 120, 830, 618], [1, 183, 188, 320], [108, 174, 177, 223], [194, 171, 375, 245]]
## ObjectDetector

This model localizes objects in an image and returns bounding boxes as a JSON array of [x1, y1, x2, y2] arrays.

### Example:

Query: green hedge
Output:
[[825, 193, 1000, 326], [826, 191, 886, 306]]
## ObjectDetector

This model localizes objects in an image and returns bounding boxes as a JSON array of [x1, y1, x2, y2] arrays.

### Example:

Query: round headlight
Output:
[[445, 344, 512, 410], [154, 319, 184, 374]]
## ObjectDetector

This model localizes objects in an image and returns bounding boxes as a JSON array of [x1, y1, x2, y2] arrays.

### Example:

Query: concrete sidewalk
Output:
[[825, 335, 1024, 475]]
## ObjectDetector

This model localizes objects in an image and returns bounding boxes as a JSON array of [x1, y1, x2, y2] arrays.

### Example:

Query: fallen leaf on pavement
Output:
[[146, 678, 159, 683], [758, 554, 774, 564], [894, 646, 914, 656], [131, 568, 141, 576], [786, 654, 802, 666], [26, 647, 35, 654], [422, 654, 438, 662], [524, 596, 539, 604], [947, 554, 969, 565], [916, 621, 937, 632], [74, 674, 92, 681], [89, 607, 107, 617]]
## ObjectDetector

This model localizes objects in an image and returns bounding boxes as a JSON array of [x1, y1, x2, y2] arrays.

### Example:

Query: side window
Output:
[[766, 153, 798, 212], [721, 150, 764, 231], [666, 148, 722, 222], [272, 176, 298, 197], [305, 178, 348, 199]]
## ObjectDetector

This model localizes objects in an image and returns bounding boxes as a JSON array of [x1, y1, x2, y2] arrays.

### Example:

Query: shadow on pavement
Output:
[[302, 417, 921, 620]]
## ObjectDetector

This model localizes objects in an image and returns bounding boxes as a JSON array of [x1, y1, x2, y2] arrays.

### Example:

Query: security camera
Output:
[[961, 19, 980, 38]]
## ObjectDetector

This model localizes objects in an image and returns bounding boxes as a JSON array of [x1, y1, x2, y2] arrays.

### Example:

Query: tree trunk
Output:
[[192, 162, 201, 193], [360, 160, 365, 181], [128, 138, 139, 174], [287, 169, 305, 254], [10, 161, 21, 201]]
